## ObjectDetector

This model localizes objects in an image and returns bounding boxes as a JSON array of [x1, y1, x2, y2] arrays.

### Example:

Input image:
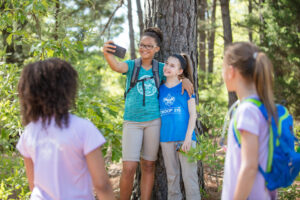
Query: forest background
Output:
[[0, 0, 299, 199]]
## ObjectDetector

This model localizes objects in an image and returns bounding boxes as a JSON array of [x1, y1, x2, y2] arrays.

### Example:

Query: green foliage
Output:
[[240, 0, 300, 118], [278, 184, 300, 200], [261, 1, 300, 118], [0, 152, 31, 200], [74, 56, 124, 161], [0, 63, 21, 152]]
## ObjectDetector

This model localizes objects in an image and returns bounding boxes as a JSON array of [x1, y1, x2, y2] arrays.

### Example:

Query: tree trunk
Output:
[[248, 0, 253, 42], [220, 0, 237, 108], [131, 1, 205, 199], [198, 0, 207, 74], [128, 0, 136, 59], [136, 0, 144, 37], [208, 0, 216, 75], [259, 0, 265, 45], [54, 0, 60, 40]]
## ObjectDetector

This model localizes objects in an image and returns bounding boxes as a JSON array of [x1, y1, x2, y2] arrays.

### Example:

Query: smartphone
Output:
[[175, 142, 183, 152], [108, 43, 126, 59]]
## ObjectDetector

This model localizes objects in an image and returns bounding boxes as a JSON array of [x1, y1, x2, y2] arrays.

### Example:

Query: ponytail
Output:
[[254, 52, 277, 123], [181, 53, 194, 84]]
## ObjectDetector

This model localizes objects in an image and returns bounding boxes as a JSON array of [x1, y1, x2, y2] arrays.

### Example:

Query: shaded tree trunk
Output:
[[248, 0, 253, 42], [208, 0, 216, 75], [131, 1, 205, 199], [259, 0, 265, 45], [220, 0, 237, 107], [54, 0, 60, 40], [1, 2, 26, 65], [136, 0, 144, 37], [198, 0, 207, 74], [128, 0, 136, 59], [220, 0, 232, 46]]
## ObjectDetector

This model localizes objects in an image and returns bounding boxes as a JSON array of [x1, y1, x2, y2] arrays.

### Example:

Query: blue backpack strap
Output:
[[232, 98, 274, 173]]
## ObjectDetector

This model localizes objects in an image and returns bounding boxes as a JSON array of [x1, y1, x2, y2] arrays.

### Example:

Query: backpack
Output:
[[124, 58, 161, 106], [232, 98, 300, 191]]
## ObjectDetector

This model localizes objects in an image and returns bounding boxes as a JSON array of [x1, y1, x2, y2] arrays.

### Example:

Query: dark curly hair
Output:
[[18, 58, 78, 128], [142, 27, 163, 47]]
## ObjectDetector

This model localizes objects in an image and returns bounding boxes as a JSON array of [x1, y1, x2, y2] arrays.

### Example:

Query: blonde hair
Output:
[[224, 42, 277, 122]]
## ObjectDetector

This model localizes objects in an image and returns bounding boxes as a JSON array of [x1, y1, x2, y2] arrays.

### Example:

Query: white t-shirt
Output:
[[16, 114, 106, 200]]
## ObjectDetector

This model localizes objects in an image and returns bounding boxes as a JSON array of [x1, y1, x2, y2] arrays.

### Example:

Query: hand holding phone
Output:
[[108, 43, 126, 59]]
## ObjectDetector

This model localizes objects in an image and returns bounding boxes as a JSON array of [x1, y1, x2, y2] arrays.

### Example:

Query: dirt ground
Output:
[[108, 161, 300, 200], [107, 161, 222, 200]]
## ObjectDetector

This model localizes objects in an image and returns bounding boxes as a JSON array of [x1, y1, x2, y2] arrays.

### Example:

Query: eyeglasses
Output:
[[138, 43, 156, 50]]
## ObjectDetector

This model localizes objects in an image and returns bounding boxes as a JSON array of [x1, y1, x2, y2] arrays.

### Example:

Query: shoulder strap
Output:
[[130, 58, 142, 87], [232, 98, 274, 173], [124, 58, 142, 99], [152, 59, 160, 90]]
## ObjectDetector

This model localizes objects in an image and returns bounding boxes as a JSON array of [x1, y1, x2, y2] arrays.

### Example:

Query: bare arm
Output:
[[103, 40, 128, 73], [233, 130, 259, 200], [86, 147, 115, 200], [24, 157, 34, 191], [182, 98, 197, 152]]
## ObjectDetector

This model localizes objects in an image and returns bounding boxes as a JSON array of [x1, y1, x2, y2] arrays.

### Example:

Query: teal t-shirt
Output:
[[123, 59, 165, 122]]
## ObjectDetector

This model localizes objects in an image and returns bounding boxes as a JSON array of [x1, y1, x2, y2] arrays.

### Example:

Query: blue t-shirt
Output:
[[123, 59, 165, 122], [159, 82, 197, 142]]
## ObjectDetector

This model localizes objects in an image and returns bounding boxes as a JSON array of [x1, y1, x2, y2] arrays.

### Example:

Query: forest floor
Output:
[[107, 161, 222, 200], [107, 160, 300, 200]]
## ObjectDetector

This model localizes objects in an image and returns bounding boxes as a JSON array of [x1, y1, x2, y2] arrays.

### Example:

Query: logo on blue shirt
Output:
[[163, 94, 175, 106]]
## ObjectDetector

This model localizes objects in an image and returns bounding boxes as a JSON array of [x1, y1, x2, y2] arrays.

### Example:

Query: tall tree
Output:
[[248, 0, 253, 42], [132, 1, 204, 199], [136, 0, 144, 37], [198, 0, 207, 74], [54, 0, 60, 41], [208, 0, 217, 75], [258, 0, 265, 45], [220, 0, 237, 107], [127, 0, 136, 59]]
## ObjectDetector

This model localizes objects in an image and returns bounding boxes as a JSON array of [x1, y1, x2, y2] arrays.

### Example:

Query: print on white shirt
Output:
[[137, 75, 157, 96]]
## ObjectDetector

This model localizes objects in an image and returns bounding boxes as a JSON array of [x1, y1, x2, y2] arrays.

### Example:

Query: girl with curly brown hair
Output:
[[16, 58, 115, 200]]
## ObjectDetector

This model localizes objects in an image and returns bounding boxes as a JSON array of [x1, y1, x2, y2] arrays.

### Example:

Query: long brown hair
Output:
[[18, 58, 78, 128], [171, 53, 194, 84], [181, 53, 194, 84], [224, 42, 277, 122]]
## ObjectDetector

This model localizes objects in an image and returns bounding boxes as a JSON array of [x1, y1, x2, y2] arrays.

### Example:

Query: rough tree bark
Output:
[[198, 0, 207, 74], [54, 0, 60, 41], [1, 2, 27, 65], [248, 0, 253, 42], [128, 0, 136, 59], [131, 1, 205, 199], [136, 0, 144, 37], [208, 0, 216, 75], [258, 0, 265, 45], [220, 0, 237, 107]]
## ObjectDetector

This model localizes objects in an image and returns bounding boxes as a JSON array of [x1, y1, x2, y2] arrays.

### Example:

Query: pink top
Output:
[[222, 100, 271, 200], [17, 114, 106, 200]]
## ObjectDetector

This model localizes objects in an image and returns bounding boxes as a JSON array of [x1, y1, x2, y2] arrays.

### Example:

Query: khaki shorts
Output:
[[122, 118, 161, 161]]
